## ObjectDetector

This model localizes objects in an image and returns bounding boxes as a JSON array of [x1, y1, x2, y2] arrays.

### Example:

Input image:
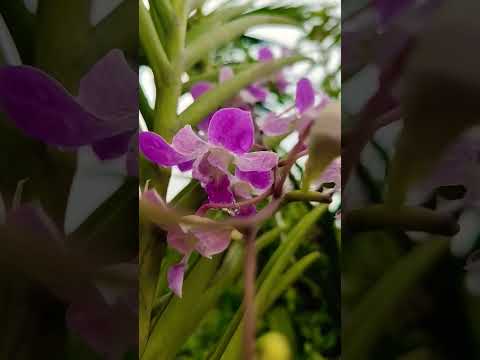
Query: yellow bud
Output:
[[256, 332, 292, 360]]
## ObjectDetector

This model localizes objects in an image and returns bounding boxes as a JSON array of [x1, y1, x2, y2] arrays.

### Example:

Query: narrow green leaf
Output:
[[186, 3, 252, 44], [179, 54, 307, 127], [343, 238, 449, 360], [184, 15, 298, 69]]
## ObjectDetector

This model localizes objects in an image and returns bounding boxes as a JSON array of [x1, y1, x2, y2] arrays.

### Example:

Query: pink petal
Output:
[[208, 108, 254, 154], [168, 262, 186, 297], [205, 175, 235, 204], [192, 227, 232, 258], [190, 81, 214, 99], [259, 113, 295, 136], [207, 148, 233, 172], [246, 84, 268, 102], [172, 125, 209, 157], [235, 151, 278, 172], [139, 131, 189, 167], [219, 66, 235, 83], [295, 78, 315, 114], [236, 169, 273, 190], [167, 227, 196, 255], [258, 47, 274, 62]]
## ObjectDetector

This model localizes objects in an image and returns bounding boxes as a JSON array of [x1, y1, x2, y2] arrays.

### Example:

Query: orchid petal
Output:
[[219, 66, 234, 83], [92, 131, 133, 160], [235, 151, 278, 172], [236, 169, 273, 190], [139, 131, 188, 167], [208, 108, 254, 154], [167, 227, 196, 255], [190, 81, 214, 99], [78, 49, 137, 131], [259, 113, 295, 136], [0, 66, 119, 146], [205, 175, 234, 204], [295, 78, 315, 114], [192, 227, 232, 258], [172, 125, 209, 157], [178, 160, 195, 172], [258, 47, 274, 62], [168, 262, 186, 297], [246, 84, 268, 102]]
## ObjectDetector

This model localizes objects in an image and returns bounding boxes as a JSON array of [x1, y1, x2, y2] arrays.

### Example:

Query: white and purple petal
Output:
[[258, 47, 274, 62], [235, 151, 278, 172], [172, 125, 209, 157], [236, 169, 273, 190], [205, 175, 235, 204], [192, 227, 232, 258], [259, 113, 295, 136], [168, 262, 186, 297]]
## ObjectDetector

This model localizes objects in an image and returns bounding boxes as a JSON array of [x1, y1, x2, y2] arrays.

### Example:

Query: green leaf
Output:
[[343, 238, 449, 360], [179, 54, 307, 127], [186, 3, 253, 44], [184, 15, 299, 69], [139, 0, 173, 84]]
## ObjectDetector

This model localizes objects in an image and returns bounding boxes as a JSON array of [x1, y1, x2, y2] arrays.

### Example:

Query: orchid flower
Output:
[[190, 67, 268, 132], [139, 108, 278, 206], [259, 78, 330, 137], [0, 49, 137, 175], [140, 186, 233, 297], [257, 46, 289, 93]]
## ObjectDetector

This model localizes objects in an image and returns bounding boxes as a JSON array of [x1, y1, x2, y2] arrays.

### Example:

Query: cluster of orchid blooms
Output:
[[139, 47, 335, 297]]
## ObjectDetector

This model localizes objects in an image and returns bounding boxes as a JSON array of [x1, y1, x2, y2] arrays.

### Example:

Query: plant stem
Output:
[[243, 227, 258, 360], [344, 205, 459, 236], [153, 0, 189, 139], [139, 0, 173, 85], [284, 190, 332, 203]]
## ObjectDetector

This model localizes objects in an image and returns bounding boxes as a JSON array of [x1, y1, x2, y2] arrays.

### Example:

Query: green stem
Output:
[[284, 190, 331, 203], [153, 0, 189, 140], [139, 0, 173, 84], [344, 205, 459, 236]]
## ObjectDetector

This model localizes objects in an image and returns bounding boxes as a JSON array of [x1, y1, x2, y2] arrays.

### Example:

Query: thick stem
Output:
[[243, 227, 258, 360]]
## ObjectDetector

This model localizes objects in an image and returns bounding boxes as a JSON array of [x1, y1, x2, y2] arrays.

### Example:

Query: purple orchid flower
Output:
[[259, 78, 330, 137], [257, 46, 289, 93], [139, 108, 278, 205], [189, 67, 268, 132], [0, 49, 137, 175], [140, 186, 233, 297]]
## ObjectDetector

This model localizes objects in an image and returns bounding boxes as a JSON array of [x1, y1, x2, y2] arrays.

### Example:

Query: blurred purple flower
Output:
[[139, 108, 278, 205], [189, 67, 268, 131], [259, 78, 330, 137], [0, 49, 137, 175], [257, 46, 289, 93]]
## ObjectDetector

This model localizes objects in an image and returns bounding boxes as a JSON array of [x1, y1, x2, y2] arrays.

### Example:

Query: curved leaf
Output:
[[184, 15, 299, 69]]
